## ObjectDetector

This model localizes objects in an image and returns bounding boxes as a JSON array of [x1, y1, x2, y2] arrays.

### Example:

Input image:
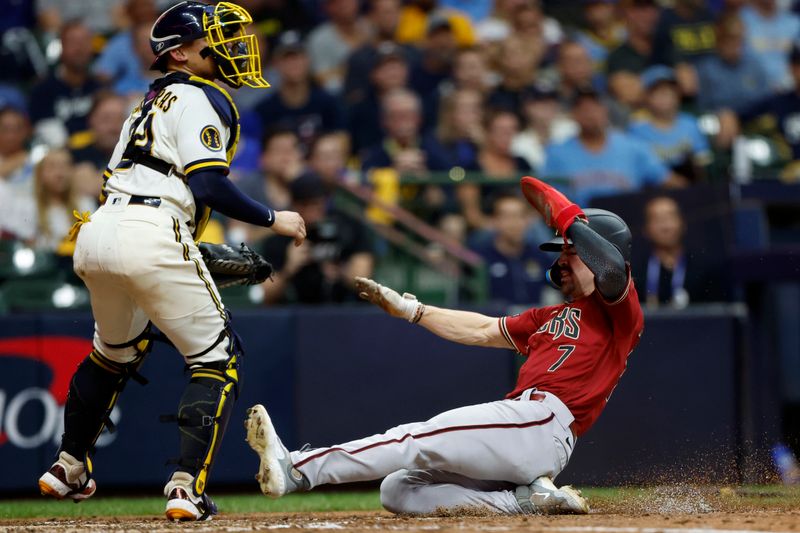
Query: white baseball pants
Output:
[[73, 194, 229, 365], [290, 390, 576, 514]]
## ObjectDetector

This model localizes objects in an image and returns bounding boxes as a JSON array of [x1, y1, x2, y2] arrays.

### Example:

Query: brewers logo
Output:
[[201, 125, 223, 151]]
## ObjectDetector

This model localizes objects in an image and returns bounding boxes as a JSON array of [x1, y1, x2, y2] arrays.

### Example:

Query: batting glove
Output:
[[355, 277, 425, 323]]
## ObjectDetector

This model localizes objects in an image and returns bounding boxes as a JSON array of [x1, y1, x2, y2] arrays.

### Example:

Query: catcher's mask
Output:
[[149, 1, 269, 89]]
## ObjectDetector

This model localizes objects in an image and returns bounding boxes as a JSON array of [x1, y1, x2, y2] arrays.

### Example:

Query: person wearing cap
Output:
[[512, 84, 578, 171], [343, 0, 421, 106], [307, 0, 371, 94], [258, 171, 374, 304], [694, 14, 770, 114], [542, 88, 681, 205], [628, 65, 710, 182], [347, 42, 410, 155], [253, 31, 345, 150]]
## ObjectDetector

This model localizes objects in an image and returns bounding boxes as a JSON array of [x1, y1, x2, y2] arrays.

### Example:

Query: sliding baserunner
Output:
[[246, 176, 643, 515]]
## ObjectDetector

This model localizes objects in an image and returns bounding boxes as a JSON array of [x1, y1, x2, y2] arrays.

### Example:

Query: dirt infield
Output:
[[2, 487, 799, 533], [3, 510, 799, 533]]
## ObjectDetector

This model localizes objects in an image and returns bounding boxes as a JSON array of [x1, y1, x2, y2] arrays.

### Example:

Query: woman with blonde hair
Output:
[[12, 149, 94, 253]]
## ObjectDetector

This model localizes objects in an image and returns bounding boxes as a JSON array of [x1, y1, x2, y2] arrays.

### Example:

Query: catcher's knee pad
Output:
[[60, 346, 149, 467], [172, 327, 243, 496]]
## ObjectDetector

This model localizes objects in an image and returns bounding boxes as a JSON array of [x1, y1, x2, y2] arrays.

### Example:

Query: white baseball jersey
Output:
[[102, 82, 232, 223]]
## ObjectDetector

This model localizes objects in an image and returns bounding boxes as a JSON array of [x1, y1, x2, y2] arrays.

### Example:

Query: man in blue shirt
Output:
[[471, 190, 551, 306], [694, 14, 771, 113], [253, 31, 345, 150], [542, 88, 677, 205], [740, 0, 800, 92], [629, 65, 711, 181]]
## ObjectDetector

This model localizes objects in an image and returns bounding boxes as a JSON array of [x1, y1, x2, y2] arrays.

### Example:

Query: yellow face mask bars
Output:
[[203, 2, 270, 89]]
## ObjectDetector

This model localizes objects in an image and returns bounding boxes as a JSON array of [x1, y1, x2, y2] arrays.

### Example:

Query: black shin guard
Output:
[[60, 349, 147, 462], [173, 331, 242, 497]]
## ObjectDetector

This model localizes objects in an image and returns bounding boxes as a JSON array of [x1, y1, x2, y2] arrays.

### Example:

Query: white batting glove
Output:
[[355, 277, 425, 323]]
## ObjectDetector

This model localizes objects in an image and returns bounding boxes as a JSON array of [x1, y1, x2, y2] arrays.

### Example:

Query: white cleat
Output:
[[245, 404, 309, 498], [38, 451, 97, 502], [516, 476, 590, 514], [163, 471, 217, 521]]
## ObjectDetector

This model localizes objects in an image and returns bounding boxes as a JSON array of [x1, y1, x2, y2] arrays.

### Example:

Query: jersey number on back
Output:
[[133, 112, 156, 154], [548, 345, 575, 372]]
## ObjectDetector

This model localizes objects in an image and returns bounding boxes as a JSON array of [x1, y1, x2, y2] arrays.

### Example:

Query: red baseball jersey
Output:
[[499, 277, 644, 436]]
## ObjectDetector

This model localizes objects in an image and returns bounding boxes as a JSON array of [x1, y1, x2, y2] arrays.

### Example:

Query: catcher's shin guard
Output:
[[171, 329, 242, 497], [58, 341, 150, 476]]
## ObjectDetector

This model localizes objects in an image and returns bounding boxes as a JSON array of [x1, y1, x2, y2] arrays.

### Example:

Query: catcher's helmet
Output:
[[539, 208, 632, 262], [149, 1, 269, 89]]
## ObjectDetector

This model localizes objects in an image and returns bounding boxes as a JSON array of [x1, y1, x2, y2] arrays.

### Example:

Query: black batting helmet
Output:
[[539, 208, 632, 262]]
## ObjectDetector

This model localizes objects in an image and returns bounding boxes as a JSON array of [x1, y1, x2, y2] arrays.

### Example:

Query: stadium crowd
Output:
[[0, 0, 799, 306]]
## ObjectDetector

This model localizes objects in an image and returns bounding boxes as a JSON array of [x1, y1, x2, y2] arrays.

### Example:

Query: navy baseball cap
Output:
[[290, 171, 327, 202], [641, 65, 677, 90], [523, 83, 558, 101], [373, 42, 406, 67], [274, 30, 305, 56]]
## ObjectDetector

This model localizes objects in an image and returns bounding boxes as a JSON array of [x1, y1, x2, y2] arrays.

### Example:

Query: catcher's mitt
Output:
[[198, 242, 273, 289]]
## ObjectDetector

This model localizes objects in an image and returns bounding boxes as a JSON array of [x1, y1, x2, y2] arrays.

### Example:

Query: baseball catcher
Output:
[[245, 176, 643, 515], [38, 1, 305, 521]]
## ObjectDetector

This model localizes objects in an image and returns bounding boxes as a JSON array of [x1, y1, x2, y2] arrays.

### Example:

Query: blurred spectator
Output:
[[307, 0, 370, 94], [437, 88, 485, 169], [309, 132, 358, 187], [70, 92, 128, 170], [0, 0, 40, 84], [410, 15, 458, 128], [740, 0, 800, 92], [556, 40, 597, 105], [457, 109, 531, 230], [509, 0, 562, 52], [0, 106, 33, 185], [361, 88, 452, 174], [731, 45, 800, 169], [487, 35, 544, 113], [254, 31, 344, 150], [259, 171, 374, 304], [512, 84, 578, 171], [695, 14, 770, 113], [94, 22, 158, 97], [343, 0, 419, 105], [443, 47, 491, 96], [10, 149, 94, 253], [235, 0, 312, 38], [476, 0, 562, 47], [651, 0, 716, 96], [628, 66, 711, 182], [575, 0, 626, 77], [471, 190, 550, 305], [361, 88, 453, 222], [348, 42, 409, 155], [652, 0, 716, 66], [395, 0, 476, 47], [606, 0, 661, 110], [542, 89, 678, 205], [29, 21, 101, 136], [93, 0, 158, 95], [37, 0, 123, 35], [234, 127, 304, 243], [631, 195, 727, 307]]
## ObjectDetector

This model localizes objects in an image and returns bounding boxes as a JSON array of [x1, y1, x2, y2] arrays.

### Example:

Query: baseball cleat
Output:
[[164, 471, 217, 521], [245, 404, 309, 498], [38, 451, 97, 502], [516, 476, 590, 515]]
